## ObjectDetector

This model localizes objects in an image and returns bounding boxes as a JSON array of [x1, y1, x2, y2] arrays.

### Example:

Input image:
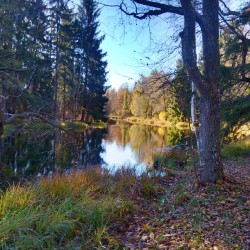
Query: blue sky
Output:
[[71, 0, 245, 90], [97, 0, 245, 90], [97, 3, 181, 90]]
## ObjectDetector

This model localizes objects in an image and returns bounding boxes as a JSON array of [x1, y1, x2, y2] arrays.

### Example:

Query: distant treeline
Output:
[[106, 60, 191, 125]]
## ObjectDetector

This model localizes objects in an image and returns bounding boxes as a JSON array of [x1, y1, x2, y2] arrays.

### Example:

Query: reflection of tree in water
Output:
[[128, 125, 162, 165], [160, 126, 187, 147], [79, 128, 107, 167], [111, 123, 189, 167], [1, 128, 106, 182], [105, 123, 130, 147]]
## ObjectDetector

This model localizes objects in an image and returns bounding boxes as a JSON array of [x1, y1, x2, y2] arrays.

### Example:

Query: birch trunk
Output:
[[191, 83, 200, 151]]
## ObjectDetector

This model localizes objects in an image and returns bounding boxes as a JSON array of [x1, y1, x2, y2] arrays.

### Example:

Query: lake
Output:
[[0, 122, 190, 185]]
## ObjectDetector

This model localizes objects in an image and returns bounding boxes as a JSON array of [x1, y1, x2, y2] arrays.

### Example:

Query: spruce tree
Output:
[[77, 0, 108, 122]]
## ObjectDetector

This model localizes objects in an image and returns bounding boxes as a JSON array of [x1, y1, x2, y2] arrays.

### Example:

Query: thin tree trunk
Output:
[[74, 65, 81, 120], [0, 78, 6, 136], [54, 0, 60, 121], [191, 82, 200, 150], [63, 82, 66, 121], [0, 96, 4, 136]]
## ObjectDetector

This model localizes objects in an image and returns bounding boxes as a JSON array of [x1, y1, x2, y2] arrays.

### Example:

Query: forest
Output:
[[0, 0, 250, 249], [0, 0, 108, 130]]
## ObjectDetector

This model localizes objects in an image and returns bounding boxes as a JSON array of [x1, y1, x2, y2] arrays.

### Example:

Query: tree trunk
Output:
[[53, 0, 60, 121], [180, 0, 223, 183], [0, 96, 4, 136], [63, 82, 66, 121], [198, 94, 223, 183], [0, 78, 6, 136]]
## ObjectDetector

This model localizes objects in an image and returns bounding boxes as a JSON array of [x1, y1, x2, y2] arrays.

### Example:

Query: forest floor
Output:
[[0, 146, 249, 249], [112, 156, 250, 250]]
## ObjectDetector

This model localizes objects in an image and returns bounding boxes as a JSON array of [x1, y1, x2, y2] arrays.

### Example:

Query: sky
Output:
[[71, 0, 245, 91], [96, 2, 182, 90]]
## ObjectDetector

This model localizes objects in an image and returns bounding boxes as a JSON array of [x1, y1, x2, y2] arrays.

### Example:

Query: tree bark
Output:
[[0, 78, 6, 136], [180, 0, 223, 183], [198, 94, 223, 182], [0, 96, 4, 136]]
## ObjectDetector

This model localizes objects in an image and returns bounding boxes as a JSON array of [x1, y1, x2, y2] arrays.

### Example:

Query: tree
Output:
[[219, 7, 250, 140], [131, 83, 152, 118], [0, 0, 109, 135], [78, 0, 108, 122], [121, 87, 131, 116], [114, 0, 243, 183], [172, 60, 192, 121], [0, 0, 51, 130]]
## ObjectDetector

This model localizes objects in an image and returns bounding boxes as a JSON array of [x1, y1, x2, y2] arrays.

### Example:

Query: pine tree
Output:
[[77, 0, 108, 122]]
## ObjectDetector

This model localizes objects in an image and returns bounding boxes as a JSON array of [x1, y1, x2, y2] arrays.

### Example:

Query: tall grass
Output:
[[0, 168, 154, 249], [221, 138, 250, 158], [153, 149, 190, 169]]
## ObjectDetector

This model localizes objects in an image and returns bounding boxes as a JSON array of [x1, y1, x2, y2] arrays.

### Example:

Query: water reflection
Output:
[[103, 124, 188, 169], [0, 122, 189, 184]]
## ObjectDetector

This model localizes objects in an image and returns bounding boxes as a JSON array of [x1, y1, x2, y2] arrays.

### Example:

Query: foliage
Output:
[[0, 168, 155, 249], [0, 0, 108, 127], [220, 7, 250, 140], [107, 65, 191, 126], [158, 111, 167, 121]]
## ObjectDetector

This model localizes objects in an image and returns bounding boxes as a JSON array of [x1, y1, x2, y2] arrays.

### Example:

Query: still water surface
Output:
[[0, 123, 189, 182]]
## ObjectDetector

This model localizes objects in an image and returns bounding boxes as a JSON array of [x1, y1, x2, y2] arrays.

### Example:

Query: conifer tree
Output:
[[78, 0, 108, 122]]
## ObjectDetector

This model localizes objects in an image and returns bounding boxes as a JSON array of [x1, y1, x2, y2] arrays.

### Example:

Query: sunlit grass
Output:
[[123, 116, 172, 127], [0, 168, 155, 249], [221, 137, 250, 158], [61, 121, 88, 131]]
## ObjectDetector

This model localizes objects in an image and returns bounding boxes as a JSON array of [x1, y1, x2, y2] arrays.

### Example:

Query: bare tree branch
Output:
[[219, 0, 240, 16], [117, 0, 204, 27], [5, 112, 74, 136]]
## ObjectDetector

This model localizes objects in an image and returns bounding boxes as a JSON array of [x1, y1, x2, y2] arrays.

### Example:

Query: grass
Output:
[[0, 168, 155, 249], [221, 138, 250, 158], [112, 116, 172, 127], [153, 149, 190, 170], [0, 156, 249, 249]]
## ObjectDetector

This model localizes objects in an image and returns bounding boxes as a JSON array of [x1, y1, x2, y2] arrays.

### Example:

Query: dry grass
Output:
[[0, 168, 155, 249]]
